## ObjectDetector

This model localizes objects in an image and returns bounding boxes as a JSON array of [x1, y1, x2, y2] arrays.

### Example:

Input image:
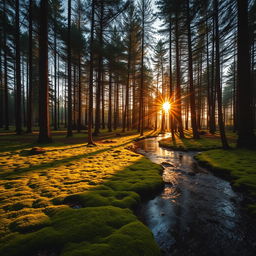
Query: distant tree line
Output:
[[0, 0, 255, 148], [156, 0, 256, 149]]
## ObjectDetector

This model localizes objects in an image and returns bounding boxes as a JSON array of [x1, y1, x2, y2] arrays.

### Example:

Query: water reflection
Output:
[[136, 137, 256, 256]]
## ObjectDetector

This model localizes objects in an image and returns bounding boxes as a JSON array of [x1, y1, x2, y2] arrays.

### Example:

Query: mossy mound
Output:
[[9, 212, 51, 233], [62, 221, 160, 256], [64, 190, 140, 209], [105, 159, 164, 197], [0, 206, 160, 256]]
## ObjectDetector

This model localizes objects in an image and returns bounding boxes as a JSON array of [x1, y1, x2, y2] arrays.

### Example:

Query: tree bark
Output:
[[0, 41, 3, 128], [236, 0, 255, 148], [214, 0, 229, 149], [38, 0, 51, 143], [169, 22, 175, 139], [123, 32, 132, 132], [94, 1, 104, 136], [54, 14, 57, 131], [27, 0, 33, 133], [210, 16, 216, 134], [67, 0, 73, 137], [108, 72, 112, 132], [3, 0, 9, 130], [15, 0, 22, 134], [175, 10, 184, 139], [139, 0, 145, 136], [88, 0, 95, 145], [186, 0, 199, 139]]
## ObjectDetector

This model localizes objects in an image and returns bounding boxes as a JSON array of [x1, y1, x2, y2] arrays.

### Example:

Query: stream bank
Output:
[[135, 135, 256, 256]]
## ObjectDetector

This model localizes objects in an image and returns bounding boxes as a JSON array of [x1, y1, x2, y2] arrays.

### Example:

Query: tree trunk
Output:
[[22, 57, 26, 127], [175, 10, 184, 139], [67, 0, 72, 137], [132, 60, 137, 129], [210, 16, 216, 134], [78, 55, 82, 132], [38, 0, 51, 143], [108, 72, 112, 132], [155, 71, 159, 131], [161, 62, 165, 133], [139, 0, 145, 136], [101, 72, 105, 129], [27, 0, 33, 133], [236, 0, 255, 148], [214, 0, 229, 149], [169, 22, 175, 140], [0, 42, 3, 128], [123, 33, 132, 132], [15, 0, 22, 134], [206, 18, 211, 130], [186, 0, 199, 139], [3, 0, 9, 130], [54, 16, 57, 131], [88, 0, 95, 145], [114, 79, 119, 130], [94, 1, 104, 136]]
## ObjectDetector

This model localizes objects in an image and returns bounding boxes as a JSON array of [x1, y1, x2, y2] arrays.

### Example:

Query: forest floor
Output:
[[159, 130, 256, 216], [0, 129, 163, 256]]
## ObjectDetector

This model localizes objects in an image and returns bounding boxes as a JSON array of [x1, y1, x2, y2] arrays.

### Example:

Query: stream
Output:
[[135, 135, 256, 256]]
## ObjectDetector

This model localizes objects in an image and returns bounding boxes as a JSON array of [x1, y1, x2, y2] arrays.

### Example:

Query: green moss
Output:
[[0, 206, 158, 256], [62, 221, 161, 256], [64, 190, 140, 210], [105, 159, 163, 196], [0, 131, 163, 255], [9, 213, 51, 233]]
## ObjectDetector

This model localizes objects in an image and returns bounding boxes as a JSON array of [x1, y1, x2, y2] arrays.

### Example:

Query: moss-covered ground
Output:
[[0, 130, 163, 256], [159, 129, 256, 216]]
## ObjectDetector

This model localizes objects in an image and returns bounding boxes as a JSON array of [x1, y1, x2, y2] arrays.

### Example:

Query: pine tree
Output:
[[38, 0, 51, 143]]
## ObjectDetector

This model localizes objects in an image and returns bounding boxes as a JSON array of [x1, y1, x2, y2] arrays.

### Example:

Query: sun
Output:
[[162, 101, 171, 112]]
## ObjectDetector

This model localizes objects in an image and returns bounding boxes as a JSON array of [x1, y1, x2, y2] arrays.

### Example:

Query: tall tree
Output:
[[38, 0, 51, 143], [87, 0, 95, 145], [174, 4, 184, 138], [26, 0, 33, 133], [214, 0, 229, 149], [15, 0, 22, 134], [236, 0, 256, 148], [138, 0, 153, 136], [67, 0, 72, 137], [186, 0, 199, 139], [3, 0, 9, 130]]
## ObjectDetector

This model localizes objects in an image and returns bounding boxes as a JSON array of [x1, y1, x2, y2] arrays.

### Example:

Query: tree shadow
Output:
[[0, 130, 140, 154], [0, 140, 135, 180]]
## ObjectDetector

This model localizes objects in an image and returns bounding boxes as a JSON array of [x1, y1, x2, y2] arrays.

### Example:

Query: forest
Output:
[[0, 0, 256, 255]]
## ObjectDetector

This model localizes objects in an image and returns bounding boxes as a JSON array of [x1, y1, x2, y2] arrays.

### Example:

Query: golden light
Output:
[[162, 101, 171, 112]]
